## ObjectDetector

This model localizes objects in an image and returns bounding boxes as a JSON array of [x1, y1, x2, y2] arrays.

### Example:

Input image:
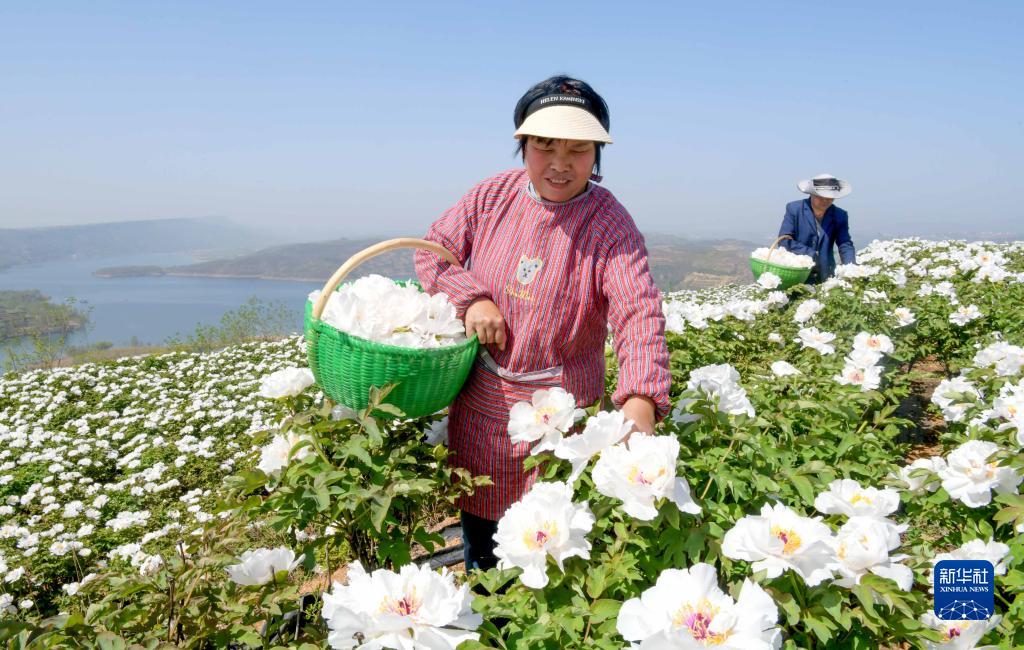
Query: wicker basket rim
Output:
[[752, 259, 814, 272], [306, 313, 479, 359]]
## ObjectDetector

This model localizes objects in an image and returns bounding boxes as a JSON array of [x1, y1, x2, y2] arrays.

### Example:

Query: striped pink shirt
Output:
[[414, 168, 671, 517], [415, 167, 670, 415]]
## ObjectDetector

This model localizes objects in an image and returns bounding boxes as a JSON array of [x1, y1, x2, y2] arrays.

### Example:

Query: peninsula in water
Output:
[[92, 235, 759, 292], [0, 290, 87, 341]]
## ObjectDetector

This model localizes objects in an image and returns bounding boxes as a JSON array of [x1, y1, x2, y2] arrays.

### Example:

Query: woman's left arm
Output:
[[835, 212, 857, 264], [602, 232, 672, 434]]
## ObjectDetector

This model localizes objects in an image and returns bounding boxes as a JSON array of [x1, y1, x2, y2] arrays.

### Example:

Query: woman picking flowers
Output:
[[415, 75, 671, 571]]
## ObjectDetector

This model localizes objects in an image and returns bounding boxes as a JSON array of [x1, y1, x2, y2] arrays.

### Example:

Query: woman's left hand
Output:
[[622, 395, 656, 436]]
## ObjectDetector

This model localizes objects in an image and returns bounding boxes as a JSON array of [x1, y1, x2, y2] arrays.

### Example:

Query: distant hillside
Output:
[[100, 234, 758, 291], [0, 217, 267, 270], [162, 239, 419, 283], [643, 234, 757, 291]]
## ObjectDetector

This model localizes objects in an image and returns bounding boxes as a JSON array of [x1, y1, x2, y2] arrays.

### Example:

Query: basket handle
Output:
[[312, 237, 462, 319], [768, 235, 793, 257]]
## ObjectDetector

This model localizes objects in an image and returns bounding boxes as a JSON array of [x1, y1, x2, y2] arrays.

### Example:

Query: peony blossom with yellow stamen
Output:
[[721, 503, 836, 586], [321, 561, 481, 649], [493, 481, 594, 589], [617, 563, 782, 649], [508, 388, 586, 455], [592, 433, 701, 521], [938, 440, 1021, 508]]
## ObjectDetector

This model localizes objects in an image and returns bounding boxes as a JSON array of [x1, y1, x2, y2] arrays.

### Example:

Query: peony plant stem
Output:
[[700, 436, 737, 500]]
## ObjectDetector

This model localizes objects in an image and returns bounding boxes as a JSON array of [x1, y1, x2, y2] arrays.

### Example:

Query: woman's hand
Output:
[[622, 395, 656, 437], [465, 297, 507, 351]]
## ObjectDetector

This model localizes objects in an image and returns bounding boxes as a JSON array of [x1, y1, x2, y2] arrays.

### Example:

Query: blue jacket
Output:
[[777, 199, 856, 280]]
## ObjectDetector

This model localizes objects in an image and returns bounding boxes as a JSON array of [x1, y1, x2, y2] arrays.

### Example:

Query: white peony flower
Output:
[[310, 276, 468, 349], [225, 547, 301, 586], [256, 432, 314, 476], [492, 481, 594, 589], [793, 299, 824, 324], [931, 377, 981, 423], [756, 272, 782, 290], [852, 332, 894, 356], [892, 307, 917, 327], [553, 410, 633, 483], [931, 538, 1011, 577], [834, 363, 882, 391], [920, 612, 1000, 650], [592, 433, 701, 521], [831, 517, 913, 590], [795, 327, 836, 355], [835, 263, 880, 279], [5, 567, 25, 583], [721, 502, 836, 586], [770, 360, 801, 377], [751, 247, 814, 269], [890, 457, 946, 494], [938, 440, 1021, 507], [973, 341, 1024, 377], [819, 276, 851, 292], [258, 367, 315, 399], [845, 347, 884, 370], [672, 364, 755, 422], [507, 388, 585, 455], [138, 554, 164, 576], [322, 561, 480, 650], [617, 563, 782, 649], [993, 386, 1024, 440], [949, 304, 983, 326], [764, 291, 789, 308], [862, 289, 888, 303], [814, 479, 902, 521]]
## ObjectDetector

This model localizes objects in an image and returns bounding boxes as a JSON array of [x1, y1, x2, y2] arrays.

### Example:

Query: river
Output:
[[0, 252, 323, 369]]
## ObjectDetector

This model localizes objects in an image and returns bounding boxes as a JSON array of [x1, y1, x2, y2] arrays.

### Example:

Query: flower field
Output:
[[2, 238, 1024, 648]]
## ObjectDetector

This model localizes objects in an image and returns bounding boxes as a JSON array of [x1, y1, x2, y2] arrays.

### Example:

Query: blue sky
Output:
[[1, 1, 1021, 243]]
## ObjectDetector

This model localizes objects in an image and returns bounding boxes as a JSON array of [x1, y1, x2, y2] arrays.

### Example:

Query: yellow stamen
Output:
[[770, 526, 803, 554]]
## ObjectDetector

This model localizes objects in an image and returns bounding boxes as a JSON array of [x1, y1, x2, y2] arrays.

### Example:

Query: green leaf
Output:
[[789, 474, 815, 504], [369, 493, 392, 532], [373, 402, 405, 417], [363, 418, 384, 447], [97, 632, 128, 650], [773, 591, 801, 626], [586, 567, 608, 599], [851, 585, 879, 622], [589, 599, 621, 623], [804, 616, 834, 643]]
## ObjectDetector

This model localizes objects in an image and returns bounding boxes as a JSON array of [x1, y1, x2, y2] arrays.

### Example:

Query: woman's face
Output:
[[523, 136, 596, 203]]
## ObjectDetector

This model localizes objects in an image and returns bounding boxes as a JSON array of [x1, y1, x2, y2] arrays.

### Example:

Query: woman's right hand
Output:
[[465, 297, 507, 351]]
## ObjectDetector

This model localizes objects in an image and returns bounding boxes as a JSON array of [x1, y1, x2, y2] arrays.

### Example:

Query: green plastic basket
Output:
[[304, 238, 479, 418], [750, 235, 812, 289]]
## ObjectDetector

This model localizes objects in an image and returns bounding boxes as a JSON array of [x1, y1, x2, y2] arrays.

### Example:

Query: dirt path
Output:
[[895, 355, 948, 460]]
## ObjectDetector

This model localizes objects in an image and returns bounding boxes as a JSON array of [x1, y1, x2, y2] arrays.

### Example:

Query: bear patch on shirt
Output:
[[515, 256, 544, 285]]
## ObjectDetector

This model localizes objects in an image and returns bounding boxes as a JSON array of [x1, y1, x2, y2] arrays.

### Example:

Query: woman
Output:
[[414, 76, 671, 571], [777, 173, 856, 283]]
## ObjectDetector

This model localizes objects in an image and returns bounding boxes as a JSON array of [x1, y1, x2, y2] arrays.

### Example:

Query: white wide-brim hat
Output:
[[798, 173, 852, 199], [514, 103, 613, 144]]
